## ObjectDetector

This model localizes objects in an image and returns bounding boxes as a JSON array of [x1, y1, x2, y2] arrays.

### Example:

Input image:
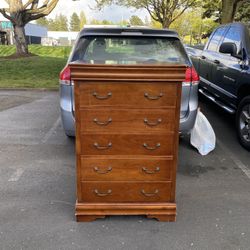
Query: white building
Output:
[[45, 31, 79, 46]]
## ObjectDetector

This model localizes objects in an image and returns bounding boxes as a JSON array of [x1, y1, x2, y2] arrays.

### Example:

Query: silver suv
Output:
[[60, 27, 199, 136]]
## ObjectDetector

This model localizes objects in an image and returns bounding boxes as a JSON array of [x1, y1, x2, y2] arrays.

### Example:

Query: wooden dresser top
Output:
[[69, 63, 186, 82]]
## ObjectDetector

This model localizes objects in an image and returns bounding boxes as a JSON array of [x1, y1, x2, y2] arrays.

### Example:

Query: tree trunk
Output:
[[162, 19, 171, 29], [221, 0, 238, 24], [13, 25, 28, 55]]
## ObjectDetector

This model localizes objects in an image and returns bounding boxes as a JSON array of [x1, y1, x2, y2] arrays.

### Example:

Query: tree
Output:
[[0, 0, 59, 56], [90, 19, 102, 25], [49, 14, 68, 31], [101, 19, 113, 24], [79, 11, 87, 28], [129, 15, 144, 26], [170, 9, 218, 44], [221, 0, 244, 23], [95, 0, 198, 28], [202, 0, 249, 24], [36, 15, 69, 31], [70, 12, 80, 31], [235, 1, 250, 23], [36, 17, 49, 27], [202, 0, 221, 22], [151, 19, 162, 29]]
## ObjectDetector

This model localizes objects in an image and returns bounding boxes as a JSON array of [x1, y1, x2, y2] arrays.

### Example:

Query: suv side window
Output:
[[222, 26, 242, 54], [207, 27, 227, 52]]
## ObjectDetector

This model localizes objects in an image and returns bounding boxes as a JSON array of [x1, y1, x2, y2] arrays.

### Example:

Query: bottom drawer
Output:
[[79, 181, 172, 202]]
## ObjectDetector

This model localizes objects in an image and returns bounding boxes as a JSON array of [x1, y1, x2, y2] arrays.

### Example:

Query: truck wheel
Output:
[[236, 96, 250, 150]]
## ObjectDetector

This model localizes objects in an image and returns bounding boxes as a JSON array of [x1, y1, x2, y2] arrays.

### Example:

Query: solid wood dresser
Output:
[[69, 64, 186, 222]]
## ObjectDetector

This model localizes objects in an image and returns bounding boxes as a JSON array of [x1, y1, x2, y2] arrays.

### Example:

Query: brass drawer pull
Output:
[[93, 91, 112, 100], [94, 142, 112, 150], [141, 189, 159, 197], [144, 118, 162, 127], [93, 118, 112, 126], [142, 167, 160, 174], [144, 92, 163, 100], [143, 143, 161, 150], [94, 189, 112, 197], [94, 166, 112, 174]]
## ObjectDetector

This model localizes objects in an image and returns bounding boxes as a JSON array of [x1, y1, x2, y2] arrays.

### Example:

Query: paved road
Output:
[[0, 90, 249, 250]]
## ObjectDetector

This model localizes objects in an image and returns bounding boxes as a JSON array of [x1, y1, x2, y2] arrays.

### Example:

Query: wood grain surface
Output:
[[70, 64, 185, 222]]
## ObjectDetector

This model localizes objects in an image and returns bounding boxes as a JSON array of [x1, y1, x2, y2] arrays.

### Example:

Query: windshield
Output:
[[71, 36, 190, 65]]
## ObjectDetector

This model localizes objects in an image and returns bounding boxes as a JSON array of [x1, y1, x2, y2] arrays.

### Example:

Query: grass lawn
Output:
[[0, 56, 67, 89], [0, 45, 71, 58]]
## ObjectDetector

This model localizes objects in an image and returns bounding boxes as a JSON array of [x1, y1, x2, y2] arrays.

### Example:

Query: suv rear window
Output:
[[71, 36, 189, 65]]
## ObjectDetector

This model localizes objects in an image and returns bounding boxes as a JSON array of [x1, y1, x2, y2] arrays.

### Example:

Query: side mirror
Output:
[[219, 42, 239, 58]]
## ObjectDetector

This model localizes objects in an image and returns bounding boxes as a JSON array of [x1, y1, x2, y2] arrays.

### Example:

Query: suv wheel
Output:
[[236, 96, 250, 150]]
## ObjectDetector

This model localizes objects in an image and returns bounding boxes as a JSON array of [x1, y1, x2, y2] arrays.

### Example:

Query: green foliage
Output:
[[170, 9, 218, 45], [202, 0, 221, 22], [201, 0, 250, 24], [95, 0, 199, 28], [102, 20, 114, 25], [150, 19, 162, 29], [235, 1, 250, 23], [118, 19, 129, 26], [47, 14, 68, 31], [70, 12, 81, 31], [36, 15, 70, 31], [89, 19, 116, 25], [0, 56, 67, 89], [79, 11, 87, 28], [129, 15, 144, 26], [36, 17, 50, 27]]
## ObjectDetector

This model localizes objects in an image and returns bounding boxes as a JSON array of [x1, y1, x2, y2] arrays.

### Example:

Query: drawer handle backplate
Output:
[[143, 143, 161, 150], [94, 142, 112, 150], [93, 91, 112, 100], [141, 189, 159, 197], [93, 118, 112, 126], [142, 167, 160, 174], [94, 189, 112, 197], [144, 92, 163, 100], [144, 118, 162, 127], [94, 166, 112, 174]]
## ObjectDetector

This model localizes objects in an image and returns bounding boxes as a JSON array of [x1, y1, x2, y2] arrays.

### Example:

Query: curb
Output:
[[0, 88, 59, 91]]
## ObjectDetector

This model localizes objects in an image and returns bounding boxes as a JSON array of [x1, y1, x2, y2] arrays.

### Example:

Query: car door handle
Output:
[[201, 55, 206, 60], [213, 59, 220, 64]]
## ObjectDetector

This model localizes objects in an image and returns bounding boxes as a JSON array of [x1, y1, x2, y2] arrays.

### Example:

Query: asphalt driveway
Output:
[[0, 90, 249, 250]]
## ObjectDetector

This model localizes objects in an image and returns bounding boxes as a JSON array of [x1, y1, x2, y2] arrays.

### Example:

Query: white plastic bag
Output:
[[190, 110, 216, 155]]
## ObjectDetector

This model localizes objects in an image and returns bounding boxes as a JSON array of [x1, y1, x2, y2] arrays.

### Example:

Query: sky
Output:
[[0, 0, 148, 22]]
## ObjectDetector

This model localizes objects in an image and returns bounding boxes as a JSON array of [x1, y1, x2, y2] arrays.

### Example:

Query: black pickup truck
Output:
[[188, 22, 250, 150]]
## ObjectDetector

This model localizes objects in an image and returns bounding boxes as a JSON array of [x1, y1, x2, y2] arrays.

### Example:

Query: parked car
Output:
[[187, 22, 250, 150], [60, 27, 199, 137]]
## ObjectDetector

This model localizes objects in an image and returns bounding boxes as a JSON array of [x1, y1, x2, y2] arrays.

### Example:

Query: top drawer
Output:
[[77, 82, 178, 108]]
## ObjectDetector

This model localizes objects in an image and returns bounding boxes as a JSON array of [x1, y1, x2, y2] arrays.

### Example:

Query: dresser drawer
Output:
[[80, 181, 172, 202], [80, 134, 174, 156], [80, 109, 175, 133], [78, 82, 177, 108], [80, 157, 172, 181]]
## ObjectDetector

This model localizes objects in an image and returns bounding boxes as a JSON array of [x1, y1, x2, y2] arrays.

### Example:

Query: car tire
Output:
[[236, 96, 250, 150]]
